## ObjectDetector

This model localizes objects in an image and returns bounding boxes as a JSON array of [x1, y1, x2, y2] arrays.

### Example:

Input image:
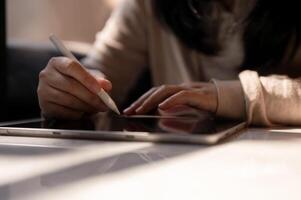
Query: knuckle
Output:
[[48, 57, 75, 72], [51, 57, 78, 73], [39, 70, 47, 80], [65, 59, 77, 72], [48, 57, 59, 67], [48, 57, 56, 66]]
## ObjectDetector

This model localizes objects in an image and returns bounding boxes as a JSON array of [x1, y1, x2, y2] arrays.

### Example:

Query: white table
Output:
[[1, 128, 301, 200]]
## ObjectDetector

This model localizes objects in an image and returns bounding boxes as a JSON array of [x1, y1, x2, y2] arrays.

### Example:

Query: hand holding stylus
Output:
[[37, 35, 119, 119], [49, 34, 120, 115]]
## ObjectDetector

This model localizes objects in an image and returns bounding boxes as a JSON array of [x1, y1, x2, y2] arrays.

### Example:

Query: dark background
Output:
[[0, 0, 6, 108], [1, 0, 43, 121]]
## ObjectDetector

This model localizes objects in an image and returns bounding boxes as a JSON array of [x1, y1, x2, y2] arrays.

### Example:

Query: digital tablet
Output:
[[0, 112, 246, 145]]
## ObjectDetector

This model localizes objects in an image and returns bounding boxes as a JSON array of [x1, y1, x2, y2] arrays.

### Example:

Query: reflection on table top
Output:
[[0, 128, 301, 200]]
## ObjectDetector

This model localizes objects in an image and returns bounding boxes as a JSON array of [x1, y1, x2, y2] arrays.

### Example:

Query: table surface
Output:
[[1, 127, 301, 200]]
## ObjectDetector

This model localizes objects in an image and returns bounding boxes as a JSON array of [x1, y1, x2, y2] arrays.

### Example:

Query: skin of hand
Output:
[[123, 82, 218, 115], [37, 57, 112, 119]]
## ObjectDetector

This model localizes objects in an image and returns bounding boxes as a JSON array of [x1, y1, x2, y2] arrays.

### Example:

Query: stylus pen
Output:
[[49, 34, 121, 115]]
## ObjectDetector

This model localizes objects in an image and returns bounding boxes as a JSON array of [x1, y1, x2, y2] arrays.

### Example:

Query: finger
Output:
[[50, 57, 111, 94], [45, 85, 98, 113], [42, 103, 84, 120], [158, 105, 200, 116], [45, 69, 108, 111], [181, 82, 208, 88], [159, 90, 201, 110], [123, 87, 157, 115], [135, 85, 187, 114], [89, 69, 112, 92]]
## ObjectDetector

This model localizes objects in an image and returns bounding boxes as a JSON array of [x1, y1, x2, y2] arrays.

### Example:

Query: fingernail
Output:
[[123, 108, 131, 114], [159, 103, 166, 108]]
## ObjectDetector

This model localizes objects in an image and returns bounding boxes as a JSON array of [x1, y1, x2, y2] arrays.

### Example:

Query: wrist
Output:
[[211, 79, 246, 120]]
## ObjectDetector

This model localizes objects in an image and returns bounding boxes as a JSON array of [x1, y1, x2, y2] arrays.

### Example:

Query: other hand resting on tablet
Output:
[[123, 82, 218, 115]]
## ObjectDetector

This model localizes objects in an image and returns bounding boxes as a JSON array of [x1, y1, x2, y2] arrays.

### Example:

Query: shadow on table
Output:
[[0, 144, 71, 156], [0, 142, 205, 199]]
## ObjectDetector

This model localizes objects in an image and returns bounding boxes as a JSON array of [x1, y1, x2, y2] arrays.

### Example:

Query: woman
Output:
[[38, 0, 301, 126]]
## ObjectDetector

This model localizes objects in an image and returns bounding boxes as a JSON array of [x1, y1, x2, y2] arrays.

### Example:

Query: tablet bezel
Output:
[[0, 118, 246, 145]]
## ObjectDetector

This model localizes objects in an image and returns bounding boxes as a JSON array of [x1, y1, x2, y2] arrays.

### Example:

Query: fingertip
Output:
[[158, 103, 165, 108], [159, 102, 169, 110], [98, 78, 112, 91], [123, 108, 132, 115]]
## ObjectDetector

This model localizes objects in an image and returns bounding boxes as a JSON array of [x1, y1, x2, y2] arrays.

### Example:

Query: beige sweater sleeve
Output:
[[215, 70, 301, 126], [82, 0, 148, 105], [239, 70, 301, 126]]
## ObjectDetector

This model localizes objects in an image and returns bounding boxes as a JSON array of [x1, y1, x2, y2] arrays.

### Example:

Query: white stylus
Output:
[[49, 34, 120, 115]]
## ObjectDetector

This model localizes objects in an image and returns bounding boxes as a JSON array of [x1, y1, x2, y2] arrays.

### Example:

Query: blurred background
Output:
[[7, 0, 120, 43], [1, 0, 121, 121]]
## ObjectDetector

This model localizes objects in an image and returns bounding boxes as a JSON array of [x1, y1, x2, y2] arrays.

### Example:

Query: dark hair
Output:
[[153, 0, 301, 69], [244, 1, 301, 69]]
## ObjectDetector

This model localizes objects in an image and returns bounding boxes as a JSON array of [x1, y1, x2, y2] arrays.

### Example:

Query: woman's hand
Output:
[[38, 57, 112, 119], [124, 82, 218, 115]]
